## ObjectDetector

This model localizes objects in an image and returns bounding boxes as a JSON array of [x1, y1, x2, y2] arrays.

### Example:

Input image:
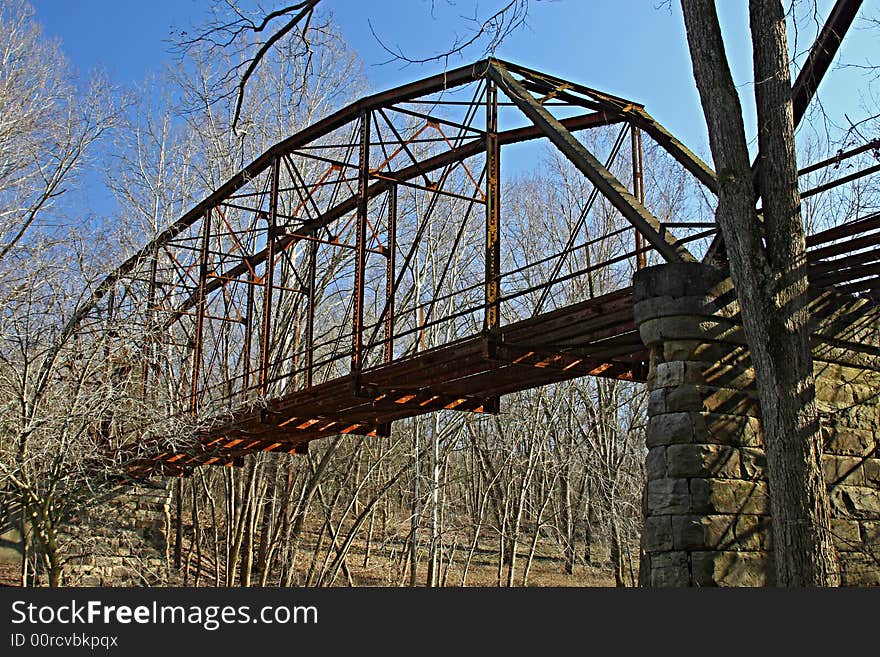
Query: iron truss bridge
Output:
[[64, 2, 878, 478]]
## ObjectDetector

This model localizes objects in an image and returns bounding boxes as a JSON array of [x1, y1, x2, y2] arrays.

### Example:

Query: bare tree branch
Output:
[[368, 0, 533, 67], [175, 0, 322, 134]]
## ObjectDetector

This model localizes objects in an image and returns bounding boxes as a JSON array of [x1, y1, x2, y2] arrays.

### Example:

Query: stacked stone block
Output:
[[635, 262, 880, 586], [59, 483, 172, 586], [813, 295, 880, 586], [635, 262, 773, 586]]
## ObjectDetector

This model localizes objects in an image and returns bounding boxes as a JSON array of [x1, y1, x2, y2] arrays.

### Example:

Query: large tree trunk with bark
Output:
[[680, 0, 839, 585]]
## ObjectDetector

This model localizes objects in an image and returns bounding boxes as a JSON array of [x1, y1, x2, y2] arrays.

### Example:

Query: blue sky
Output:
[[27, 1, 877, 201], [29, 0, 741, 153]]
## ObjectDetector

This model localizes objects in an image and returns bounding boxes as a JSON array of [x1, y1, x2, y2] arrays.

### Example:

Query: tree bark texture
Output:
[[680, 0, 839, 586]]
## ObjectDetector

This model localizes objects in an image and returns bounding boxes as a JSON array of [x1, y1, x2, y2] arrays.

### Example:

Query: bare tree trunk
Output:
[[410, 420, 420, 587], [562, 476, 575, 575], [362, 508, 375, 569], [283, 437, 341, 586], [522, 480, 551, 587], [191, 480, 203, 586], [461, 484, 491, 586], [680, 0, 839, 586], [497, 496, 508, 587], [305, 506, 329, 587], [174, 477, 183, 570], [239, 467, 262, 587], [235, 461, 259, 587], [583, 491, 594, 566], [312, 485, 354, 587], [201, 473, 221, 587], [277, 458, 296, 586], [20, 498, 28, 587], [224, 470, 235, 585], [638, 484, 649, 586], [441, 538, 456, 587], [426, 415, 440, 587], [255, 457, 278, 583], [505, 505, 519, 587], [609, 517, 624, 587], [320, 460, 409, 587], [745, 0, 840, 587], [42, 524, 63, 588], [505, 421, 543, 587]]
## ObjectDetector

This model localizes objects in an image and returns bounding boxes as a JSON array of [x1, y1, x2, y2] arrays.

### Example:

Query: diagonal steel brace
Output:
[[487, 62, 696, 264]]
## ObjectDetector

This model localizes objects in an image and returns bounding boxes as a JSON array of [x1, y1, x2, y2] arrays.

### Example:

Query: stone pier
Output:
[[635, 262, 880, 586], [55, 483, 172, 587]]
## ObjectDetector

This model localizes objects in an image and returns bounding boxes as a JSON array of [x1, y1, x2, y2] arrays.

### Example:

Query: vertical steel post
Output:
[[291, 317, 301, 390], [190, 209, 212, 415], [351, 110, 371, 389], [384, 184, 397, 364], [142, 247, 158, 397], [259, 157, 281, 398], [306, 240, 316, 388], [631, 125, 647, 270], [375, 184, 397, 437], [484, 80, 501, 354], [242, 275, 254, 398]]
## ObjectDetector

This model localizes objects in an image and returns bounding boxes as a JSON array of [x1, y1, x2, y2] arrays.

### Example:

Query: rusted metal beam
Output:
[[799, 137, 880, 177], [493, 344, 643, 380], [493, 58, 641, 110], [134, 331, 651, 474], [384, 185, 397, 365], [58, 60, 495, 344], [801, 163, 880, 200], [487, 62, 695, 264], [631, 125, 646, 270], [82, 110, 622, 341], [259, 158, 281, 396], [93, 49, 880, 478], [156, 111, 622, 329], [352, 111, 371, 385], [806, 211, 880, 246], [242, 272, 255, 396], [484, 79, 501, 348], [630, 108, 718, 194], [189, 209, 212, 414], [306, 241, 316, 388]]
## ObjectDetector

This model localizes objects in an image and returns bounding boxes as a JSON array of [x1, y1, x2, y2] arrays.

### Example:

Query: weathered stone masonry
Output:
[[56, 483, 172, 586], [635, 262, 880, 586]]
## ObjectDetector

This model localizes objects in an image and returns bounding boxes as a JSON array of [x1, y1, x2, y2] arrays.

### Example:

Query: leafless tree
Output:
[[0, 0, 119, 270], [0, 0, 152, 587], [0, 245, 200, 585]]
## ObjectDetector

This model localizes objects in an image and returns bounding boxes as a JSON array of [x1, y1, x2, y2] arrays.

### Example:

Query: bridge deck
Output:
[[143, 287, 645, 474]]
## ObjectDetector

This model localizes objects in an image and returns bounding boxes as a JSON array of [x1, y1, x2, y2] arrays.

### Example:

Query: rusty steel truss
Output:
[[65, 3, 878, 478]]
